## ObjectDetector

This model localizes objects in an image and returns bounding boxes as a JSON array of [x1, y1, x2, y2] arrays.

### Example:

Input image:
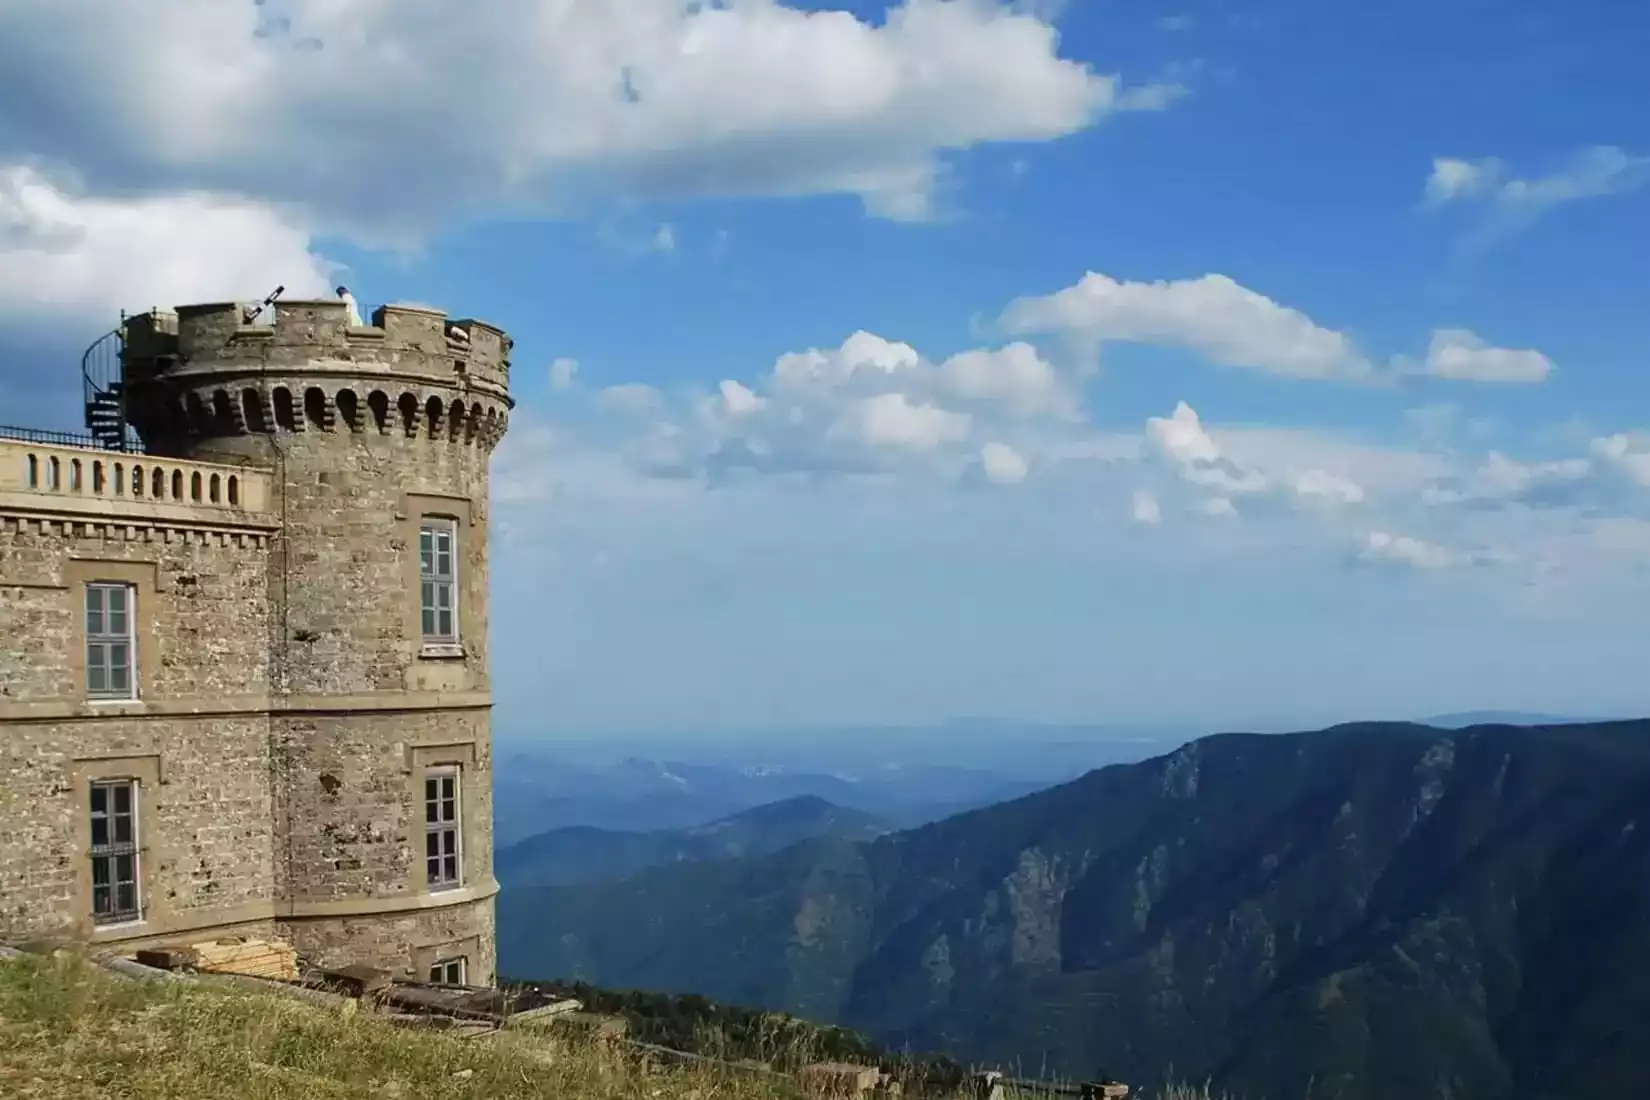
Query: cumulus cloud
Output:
[[999, 272, 1371, 380], [0, 164, 332, 326], [1423, 432, 1650, 512], [571, 330, 1086, 483], [1400, 328, 1553, 384], [0, 0, 1179, 242], [1136, 401, 1379, 520], [1143, 401, 1270, 505], [832, 392, 971, 452]]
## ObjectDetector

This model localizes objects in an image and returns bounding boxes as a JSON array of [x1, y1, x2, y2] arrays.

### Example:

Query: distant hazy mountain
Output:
[[492, 724, 1189, 845], [496, 795, 892, 888], [1422, 710, 1609, 728], [500, 718, 1650, 1100], [491, 754, 1117, 845]]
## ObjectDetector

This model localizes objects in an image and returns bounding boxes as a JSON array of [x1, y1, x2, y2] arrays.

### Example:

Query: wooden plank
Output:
[[319, 964, 394, 997], [134, 946, 200, 970], [504, 998, 582, 1026]]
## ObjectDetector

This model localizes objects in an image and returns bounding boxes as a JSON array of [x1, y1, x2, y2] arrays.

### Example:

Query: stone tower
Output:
[[120, 299, 512, 982]]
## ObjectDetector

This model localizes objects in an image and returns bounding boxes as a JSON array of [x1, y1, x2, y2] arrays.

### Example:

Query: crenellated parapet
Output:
[[122, 300, 512, 454]]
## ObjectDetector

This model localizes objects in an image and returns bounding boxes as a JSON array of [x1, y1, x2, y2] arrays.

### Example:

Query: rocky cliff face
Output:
[[500, 720, 1650, 1100]]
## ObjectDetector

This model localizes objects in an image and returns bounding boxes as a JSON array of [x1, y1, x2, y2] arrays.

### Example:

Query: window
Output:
[[419, 519, 458, 645], [85, 582, 136, 700], [90, 779, 142, 925], [428, 957, 467, 986], [424, 767, 462, 889]]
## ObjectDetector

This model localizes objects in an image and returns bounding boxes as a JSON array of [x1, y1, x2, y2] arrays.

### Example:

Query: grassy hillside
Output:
[[0, 952, 1216, 1100]]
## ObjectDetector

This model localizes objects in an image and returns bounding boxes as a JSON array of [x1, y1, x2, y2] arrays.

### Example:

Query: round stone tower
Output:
[[121, 298, 511, 984]]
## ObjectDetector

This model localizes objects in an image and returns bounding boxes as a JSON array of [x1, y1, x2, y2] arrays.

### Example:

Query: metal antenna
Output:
[[243, 284, 287, 324]]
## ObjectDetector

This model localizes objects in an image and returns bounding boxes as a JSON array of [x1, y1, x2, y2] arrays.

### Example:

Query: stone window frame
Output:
[[404, 741, 476, 896], [428, 957, 467, 986], [399, 493, 472, 661], [412, 934, 481, 986], [418, 518, 459, 647], [71, 754, 163, 938], [84, 582, 138, 701], [65, 560, 159, 705], [88, 777, 143, 924], [423, 764, 463, 891]]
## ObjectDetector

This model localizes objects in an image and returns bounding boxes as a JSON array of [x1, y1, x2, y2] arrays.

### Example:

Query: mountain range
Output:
[[488, 737, 1176, 844], [498, 718, 1650, 1100], [495, 795, 893, 888]]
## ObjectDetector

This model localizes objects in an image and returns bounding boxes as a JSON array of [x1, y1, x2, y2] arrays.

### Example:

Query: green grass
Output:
[[0, 952, 1222, 1100], [0, 952, 809, 1100]]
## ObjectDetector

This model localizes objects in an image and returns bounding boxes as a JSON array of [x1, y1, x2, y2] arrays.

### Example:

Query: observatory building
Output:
[[0, 298, 512, 985]]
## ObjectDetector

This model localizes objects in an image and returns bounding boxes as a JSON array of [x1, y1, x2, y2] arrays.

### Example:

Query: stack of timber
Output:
[[135, 937, 300, 982]]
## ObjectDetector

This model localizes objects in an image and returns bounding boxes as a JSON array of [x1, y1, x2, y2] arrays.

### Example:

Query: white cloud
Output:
[[1591, 433, 1650, 488], [936, 342, 1076, 418], [1131, 489, 1162, 525], [0, 0, 1181, 242], [718, 379, 765, 417], [1144, 401, 1269, 497], [594, 329, 1098, 482], [0, 163, 332, 324], [1421, 433, 1650, 512], [832, 392, 971, 452], [549, 358, 580, 389], [1422, 146, 1650, 249], [980, 442, 1029, 485], [1406, 328, 1553, 384], [1136, 402, 1388, 521], [1294, 468, 1366, 505], [1000, 272, 1371, 380], [1423, 157, 1502, 205], [1354, 531, 1473, 570]]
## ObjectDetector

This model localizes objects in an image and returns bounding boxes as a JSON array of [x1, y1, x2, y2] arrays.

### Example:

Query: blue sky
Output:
[[2, 0, 1648, 735]]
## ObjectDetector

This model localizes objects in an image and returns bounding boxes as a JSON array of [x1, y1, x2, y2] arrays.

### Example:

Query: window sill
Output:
[[426, 881, 466, 894], [418, 643, 465, 661], [87, 696, 142, 707], [91, 918, 147, 935]]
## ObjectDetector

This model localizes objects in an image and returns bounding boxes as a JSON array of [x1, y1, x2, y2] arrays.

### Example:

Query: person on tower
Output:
[[336, 285, 363, 327]]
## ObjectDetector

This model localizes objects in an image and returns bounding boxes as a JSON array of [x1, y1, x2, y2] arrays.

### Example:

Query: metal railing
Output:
[[0, 424, 106, 449]]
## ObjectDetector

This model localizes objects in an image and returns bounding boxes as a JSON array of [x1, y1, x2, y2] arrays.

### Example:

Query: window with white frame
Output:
[[428, 957, 467, 986], [424, 767, 462, 889], [89, 779, 142, 924], [418, 519, 458, 645], [85, 582, 137, 700]]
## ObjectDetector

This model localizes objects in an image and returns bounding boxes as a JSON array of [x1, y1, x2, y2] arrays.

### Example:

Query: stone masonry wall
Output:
[[0, 517, 271, 704], [278, 897, 497, 984], [272, 709, 494, 905], [0, 517, 276, 943], [112, 297, 509, 976], [0, 714, 277, 942]]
